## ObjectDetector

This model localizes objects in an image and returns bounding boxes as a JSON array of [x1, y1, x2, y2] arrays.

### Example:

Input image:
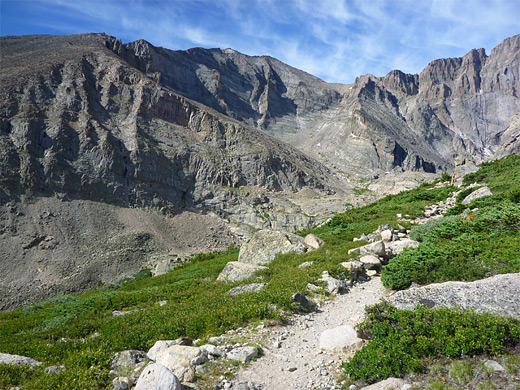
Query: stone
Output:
[[238, 230, 307, 265], [380, 229, 393, 242], [233, 382, 258, 390], [110, 350, 148, 375], [0, 353, 42, 366], [319, 271, 347, 294], [303, 234, 325, 250], [389, 273, 520, 319], [217, 262, 267, 283], [360, 377, 408, 389], [226, 346, 258, 363], [319, 325, 364, 352], [292, 293, 317, 312], [134, 363, 181, 390], [148, 341, 178, 361], [227, 283, 266, 296], [112, 377, 132, 390], [462, 186, 493, 204], [44, 365, 66, 375], [484, 359, 505, 372], [306, 283, 321, 292], [200, 344, 226, 358], [298, 261, 314, 268], [155, 345, 204, 381], [385, 238, 419, 256], [359, 255, 381, 270], [341, 260, 366, 282]]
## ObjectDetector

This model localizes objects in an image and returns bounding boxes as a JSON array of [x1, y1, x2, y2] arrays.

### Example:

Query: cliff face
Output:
[[0, 34, 342, 310], [122, 35, 519, 175]]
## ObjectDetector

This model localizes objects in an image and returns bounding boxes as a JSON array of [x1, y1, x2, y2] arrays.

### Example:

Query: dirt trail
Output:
[[234, 277, 388, 389]]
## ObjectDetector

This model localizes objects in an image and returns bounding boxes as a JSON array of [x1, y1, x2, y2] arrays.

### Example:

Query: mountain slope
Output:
[[123, 35, 520, 175], [0, 33, 343, 310]]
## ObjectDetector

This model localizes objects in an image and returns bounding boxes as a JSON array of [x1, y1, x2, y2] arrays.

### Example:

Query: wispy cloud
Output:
[[1, 0, 518, 83]]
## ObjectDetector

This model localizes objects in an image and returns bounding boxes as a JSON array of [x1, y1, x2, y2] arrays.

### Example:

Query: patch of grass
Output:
[[343, 302, 520, 384], [352, 187, 373, 196]]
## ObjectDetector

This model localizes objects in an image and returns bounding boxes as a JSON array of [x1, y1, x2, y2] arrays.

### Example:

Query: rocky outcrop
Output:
[[216, 262, 267, 283], [238, 229, 307, 265], [388, 273, 520, 319], [0, 352, 42, 366], [462, 186, 493, 204]]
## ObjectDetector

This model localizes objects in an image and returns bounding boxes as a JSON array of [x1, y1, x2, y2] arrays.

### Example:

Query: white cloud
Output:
[[8, 0, 519, 83]]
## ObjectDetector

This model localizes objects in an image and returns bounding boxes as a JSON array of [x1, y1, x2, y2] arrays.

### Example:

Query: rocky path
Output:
[[234, 277, 388, 389]]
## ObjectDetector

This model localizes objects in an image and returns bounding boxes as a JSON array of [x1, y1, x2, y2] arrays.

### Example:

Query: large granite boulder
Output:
[[135, 363, 181, 390], [462, 186, 493, 204], [155, 345, 206, 382], [389, 273, 520, 319], [0, 353, 42, 366], [216, 262, 267, 282], [238, 230, 307, 265]]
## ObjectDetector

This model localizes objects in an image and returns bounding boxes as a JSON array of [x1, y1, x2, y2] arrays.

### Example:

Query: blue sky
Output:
[[1, 0, 519, 83]]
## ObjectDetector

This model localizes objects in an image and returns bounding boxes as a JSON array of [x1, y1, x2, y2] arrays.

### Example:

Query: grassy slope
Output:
[[1, 155, 519, 388]]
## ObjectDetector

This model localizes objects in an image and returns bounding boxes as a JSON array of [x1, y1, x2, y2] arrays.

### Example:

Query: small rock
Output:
[[44, 365, 66, 375], [288, 366, 297, 372], [227, 283, 266, 296], [380, 230, 392, 242], [298, 261, 314, 268], [303, 234, 325, 250], [292, 293, 317, 312], [359, 255, 381, 270], [360, 377, 408, 389], [226, 347, 258, 364], [112, 377, 131, 390], [200, 344, 226, 358], [484, 359, 505, 372], [319, 325, 363, 352]]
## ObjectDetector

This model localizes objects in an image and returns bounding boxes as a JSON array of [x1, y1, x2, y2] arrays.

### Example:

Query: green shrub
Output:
[[382, 202, 520, 290], [343, 303, 520, 384]]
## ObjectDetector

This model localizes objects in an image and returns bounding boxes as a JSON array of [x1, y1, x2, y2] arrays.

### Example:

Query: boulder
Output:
[[462, 186, 493, 204], [360, 377, 408, 389], [238, 230, 306, 265], [349, 241, 386, 257], [147, 341, 178, 361], [319, 271, 348, 294], [385, 238, 419, 256], [110, 350, 147, 375], [319, 325, 363, 352], [135, 363, 181, 390], [341, 261, 366, 282], [0, 353, 42, 366], [292, 293, 317, 312], [227, 283, 266, 296], [200, 344, 226, 358], [380, 229, 393, 242], [217, 262, 267, 282], [359, 255, 381, 270], [303, 234, 325, 250], [389, 273, 520, 319], [226, 347, 258, 363], [155, 345, 205, 381]]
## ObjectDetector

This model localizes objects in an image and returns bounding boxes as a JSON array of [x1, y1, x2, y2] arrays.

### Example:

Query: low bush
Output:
[[382, 202, 520, 290], [343, 303, 520, 384]]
